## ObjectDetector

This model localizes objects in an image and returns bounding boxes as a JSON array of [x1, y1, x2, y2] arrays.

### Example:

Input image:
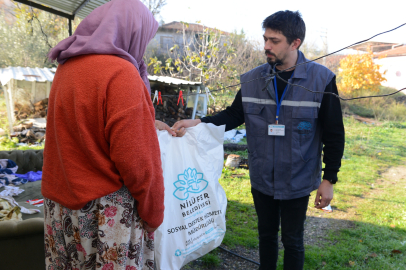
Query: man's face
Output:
[[263, 28, 292, 67]]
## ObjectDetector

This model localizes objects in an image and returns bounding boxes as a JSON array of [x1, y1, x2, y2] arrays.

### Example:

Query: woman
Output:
[[42, 0, 171, 269]]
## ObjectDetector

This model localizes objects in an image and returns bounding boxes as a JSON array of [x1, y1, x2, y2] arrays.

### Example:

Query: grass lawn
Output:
[[192, 117, 406, 269], [0, 136, 44, 151]]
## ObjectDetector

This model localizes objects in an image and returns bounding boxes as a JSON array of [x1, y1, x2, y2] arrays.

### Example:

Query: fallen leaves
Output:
[[364, 253, 378, 262]]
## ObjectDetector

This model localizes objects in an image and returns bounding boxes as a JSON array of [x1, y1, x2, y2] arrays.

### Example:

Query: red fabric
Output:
[[42, 54, 164, 228]]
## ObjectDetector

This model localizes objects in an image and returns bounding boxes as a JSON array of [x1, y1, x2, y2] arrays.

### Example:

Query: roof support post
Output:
[[185, 86, 191, 109], [191, 86, 200, 119], [4, 81, 15, 134], [31, 81, 36, 104], [69, 18, 73, 36], [46, 81, 51, 98]]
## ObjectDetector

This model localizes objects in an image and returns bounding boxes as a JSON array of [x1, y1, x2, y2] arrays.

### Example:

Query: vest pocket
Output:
[[244, 104, 266, 137], [291, 107, 318, 162]]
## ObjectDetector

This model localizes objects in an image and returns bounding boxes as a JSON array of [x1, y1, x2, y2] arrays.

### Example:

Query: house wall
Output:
[[149, 28, 229, 56], [150, 30, 192, 55], [375, 56, 406, 91]]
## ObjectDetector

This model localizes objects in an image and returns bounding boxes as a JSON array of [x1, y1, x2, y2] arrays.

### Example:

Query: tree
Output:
[[301, 40, 324, 60], [147, 25, 267, 112], [141, 0, 166, 17], [337, 50, 386, 95], [0, 2, 80, 68], [226, 30, 263, 79], [148, 22, 237, 88]]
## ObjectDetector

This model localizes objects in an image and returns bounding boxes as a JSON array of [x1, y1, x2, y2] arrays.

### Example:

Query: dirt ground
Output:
[[182, 211, 355, 270], [182, 165, 406, 270]]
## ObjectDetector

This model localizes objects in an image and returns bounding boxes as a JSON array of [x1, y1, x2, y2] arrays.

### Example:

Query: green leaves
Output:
[[0, 3, 81, 68], [148, 56, 163, 74]]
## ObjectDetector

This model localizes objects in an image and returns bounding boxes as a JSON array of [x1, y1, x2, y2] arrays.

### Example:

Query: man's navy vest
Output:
[[241, 51, 334, 199]]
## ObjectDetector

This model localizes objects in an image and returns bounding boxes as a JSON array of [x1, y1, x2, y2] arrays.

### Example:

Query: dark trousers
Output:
[[251, 188, 309, 270]]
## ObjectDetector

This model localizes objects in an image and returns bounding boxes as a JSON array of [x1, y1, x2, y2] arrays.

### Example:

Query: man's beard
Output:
[[265, 50, 283, 67]]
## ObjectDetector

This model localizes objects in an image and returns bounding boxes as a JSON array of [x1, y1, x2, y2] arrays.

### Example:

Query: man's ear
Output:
[[291, 39, 302, 51]]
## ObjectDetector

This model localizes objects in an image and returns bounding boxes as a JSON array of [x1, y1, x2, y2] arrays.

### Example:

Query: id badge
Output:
[[268, 125, 285, 136]]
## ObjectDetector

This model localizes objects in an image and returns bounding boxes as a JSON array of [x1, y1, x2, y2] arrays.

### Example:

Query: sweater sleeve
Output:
[[104, 67, 164, 228], [319, 76, 345, 183]]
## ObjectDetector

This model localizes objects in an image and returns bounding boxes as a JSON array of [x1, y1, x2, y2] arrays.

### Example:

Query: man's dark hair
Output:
[[262, 10, 306, 48]]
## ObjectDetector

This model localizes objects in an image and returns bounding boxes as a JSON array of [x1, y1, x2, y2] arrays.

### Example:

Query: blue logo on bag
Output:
[[298, 121, 312, 130], [173, 168, 208, 200], [175, 249, 182, 256]]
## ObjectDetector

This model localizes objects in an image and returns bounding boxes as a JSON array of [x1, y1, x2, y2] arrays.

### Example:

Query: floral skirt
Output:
[[44, 186, 154, 270]]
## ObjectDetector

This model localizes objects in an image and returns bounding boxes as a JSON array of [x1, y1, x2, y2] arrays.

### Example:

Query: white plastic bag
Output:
[[155, 123, 227, 270]]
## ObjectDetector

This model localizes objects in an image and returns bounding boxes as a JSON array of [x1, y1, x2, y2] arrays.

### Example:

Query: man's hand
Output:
[[155, 120, 176, 136], [314, 180, 334, 209], [140, 220, 158, 233], [171, 119, 201, 137]]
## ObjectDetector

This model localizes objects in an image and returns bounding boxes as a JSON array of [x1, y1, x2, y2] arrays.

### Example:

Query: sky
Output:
[[160, 0, 406, 54]]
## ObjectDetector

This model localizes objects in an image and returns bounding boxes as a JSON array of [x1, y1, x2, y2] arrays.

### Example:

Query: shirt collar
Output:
[[292, 50, 307, 79]]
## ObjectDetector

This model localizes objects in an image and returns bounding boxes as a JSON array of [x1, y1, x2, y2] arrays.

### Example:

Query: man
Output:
[[172, 10, 344, 270]]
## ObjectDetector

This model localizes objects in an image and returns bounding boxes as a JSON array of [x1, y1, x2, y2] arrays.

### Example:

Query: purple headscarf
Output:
[[48, 0, 158, 93]]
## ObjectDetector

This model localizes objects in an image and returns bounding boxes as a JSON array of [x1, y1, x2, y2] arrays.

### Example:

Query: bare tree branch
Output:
[[141, 0, 167, 17], [27, 7, 52, 49]]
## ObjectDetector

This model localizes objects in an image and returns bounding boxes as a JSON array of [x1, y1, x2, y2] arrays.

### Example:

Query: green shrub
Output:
[[341, 86, 406, 121]]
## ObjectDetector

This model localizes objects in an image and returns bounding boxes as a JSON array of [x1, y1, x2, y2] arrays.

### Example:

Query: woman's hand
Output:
[[155, 120, 176, 136], [171, 119, 201, 137]]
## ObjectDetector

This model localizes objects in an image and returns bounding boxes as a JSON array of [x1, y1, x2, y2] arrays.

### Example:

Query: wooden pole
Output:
[[46, 81, 51, 98], [4, 81, 14, 134], [69, 18, 72, 36]]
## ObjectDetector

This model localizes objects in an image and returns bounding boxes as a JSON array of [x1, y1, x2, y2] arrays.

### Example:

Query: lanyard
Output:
[[273, 71, 294, 124]]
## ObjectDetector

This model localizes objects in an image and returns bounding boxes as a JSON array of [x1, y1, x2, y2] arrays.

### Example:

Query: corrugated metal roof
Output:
[[148, 75, 203, 86], [0, 66, 55, 85], [15, 0, 109, 19]]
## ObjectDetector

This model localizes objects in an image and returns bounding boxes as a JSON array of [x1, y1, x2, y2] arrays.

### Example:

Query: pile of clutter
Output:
[[154, 93, 193, 127], [14, 98, 48, 120], [0, 159, 42, 221], [11, 120, 46, 144], [224, 129, 246, 144]]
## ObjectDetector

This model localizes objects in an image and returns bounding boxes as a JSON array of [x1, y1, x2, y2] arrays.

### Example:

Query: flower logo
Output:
[[173, 168, 208, 200], [175, 249, 182, 256]]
